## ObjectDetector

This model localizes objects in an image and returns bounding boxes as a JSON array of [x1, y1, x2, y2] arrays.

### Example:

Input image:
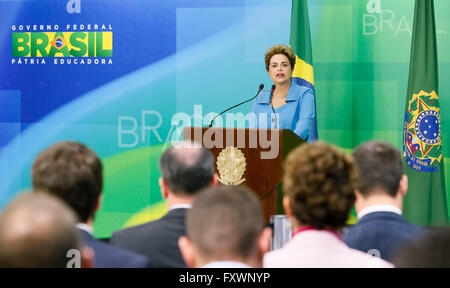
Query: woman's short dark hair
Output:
[[283, 142, 357, 230], [265, 44, 296, 71]]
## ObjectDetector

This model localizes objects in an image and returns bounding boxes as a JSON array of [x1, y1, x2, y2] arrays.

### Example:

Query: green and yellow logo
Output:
[[12, 32, 113, 57]]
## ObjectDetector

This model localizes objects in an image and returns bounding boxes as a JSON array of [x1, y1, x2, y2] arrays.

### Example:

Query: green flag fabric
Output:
[[290, 0, 318, 141], [402, 0, 448, 226]]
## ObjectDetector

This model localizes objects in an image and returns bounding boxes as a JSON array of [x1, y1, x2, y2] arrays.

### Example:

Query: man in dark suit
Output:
[[110, 142, 217, 268], [32, 141, 151, 268], [343, 141, 425, 262]]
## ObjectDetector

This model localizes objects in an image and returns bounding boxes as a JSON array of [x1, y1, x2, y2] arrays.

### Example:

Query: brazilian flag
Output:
[[402, 0, 448, 226], [290, 0, 318, 141]]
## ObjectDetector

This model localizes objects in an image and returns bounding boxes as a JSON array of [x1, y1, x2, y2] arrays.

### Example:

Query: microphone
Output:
[[209, 84, 264, 128], [269, 84, 278, 129], [269, 84, 276, 103]]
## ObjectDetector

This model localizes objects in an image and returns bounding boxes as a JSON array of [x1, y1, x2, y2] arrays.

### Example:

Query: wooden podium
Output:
[[183, 127, 306, 223]]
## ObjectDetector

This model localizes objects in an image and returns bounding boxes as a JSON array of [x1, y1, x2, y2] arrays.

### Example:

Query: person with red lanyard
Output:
[[263, 142, 393, 268]]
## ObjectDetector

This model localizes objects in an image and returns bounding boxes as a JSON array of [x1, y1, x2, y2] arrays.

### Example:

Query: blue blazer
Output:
[[78, 228, 151, 268], [343, 212, 426, 262], [249, 80, 316, 142]]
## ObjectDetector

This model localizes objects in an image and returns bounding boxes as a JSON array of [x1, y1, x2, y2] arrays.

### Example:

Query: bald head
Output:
[[159, 142, 215, 196], [0, 192, 80, 268], [171, 143, 203, 166]]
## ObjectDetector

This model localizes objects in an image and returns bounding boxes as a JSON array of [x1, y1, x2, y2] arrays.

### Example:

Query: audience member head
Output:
[[159, 142, 217, 203], [352, 141, 407, 212], [178, 185, 271, 268], [32, 141, 103, 224], [394, 228, 450, 268], [283, 142, 357, 231], [0, 192, 93, 268]]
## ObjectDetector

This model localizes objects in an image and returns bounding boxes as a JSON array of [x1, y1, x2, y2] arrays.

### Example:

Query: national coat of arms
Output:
[[403, 90, 443, 172], [216, 147, 246, 185]]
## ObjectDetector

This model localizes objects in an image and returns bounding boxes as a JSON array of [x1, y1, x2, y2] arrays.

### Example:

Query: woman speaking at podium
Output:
[[250, 44, 316, 143]]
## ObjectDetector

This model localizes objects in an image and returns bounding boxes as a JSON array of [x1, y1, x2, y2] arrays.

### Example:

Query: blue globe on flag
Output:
[[416, 111, 440, 145], [50, 36, 66, 50], [55, 38, 64, 48]]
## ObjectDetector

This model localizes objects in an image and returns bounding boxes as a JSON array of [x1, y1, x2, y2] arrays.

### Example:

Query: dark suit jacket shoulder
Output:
[[110, 208, 187, 268], [343, 212, 425, 261], [78, 228, 151, 268]]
